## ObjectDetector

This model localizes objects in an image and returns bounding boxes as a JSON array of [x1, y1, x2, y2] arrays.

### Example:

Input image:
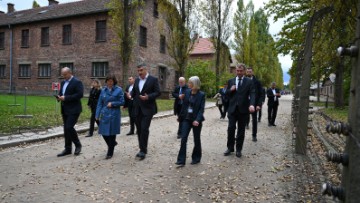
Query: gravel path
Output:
[[0, 95, 295, 203]]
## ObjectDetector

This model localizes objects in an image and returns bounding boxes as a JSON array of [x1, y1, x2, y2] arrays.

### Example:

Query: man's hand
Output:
[[179, 94, 185, 100], [140, 93, 149, 101], [256, 106, 261, 111], [249, 105, 255, 113], [193, 121, 200, 127], [58, 96, 65, 101], [231, 85, 236, 91], [126, 92, 132, 99]]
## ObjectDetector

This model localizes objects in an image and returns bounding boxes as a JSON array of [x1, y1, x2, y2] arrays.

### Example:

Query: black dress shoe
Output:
[[190, 160, 200, 165], [236, 151, 242, 158], [177, 135, 181, 139], [57, 150, 72, 157], [74, 146, 82, 156], [85, 134, 93, 137], [224, 149, 234, 156], [268, 123, 272, 127], [136, 152, 146, 160], [105, 155, 113, 159], [246, 125, 249, 129], [252, 137, 257, 142], [175, 161, 185, 166], [126, 132, 134, 135], [272, 124, 277, 126], [258, 120, 261, 122]]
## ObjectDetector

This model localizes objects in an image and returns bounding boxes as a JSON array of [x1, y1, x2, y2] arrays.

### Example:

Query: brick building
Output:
[[0, 0, 176, 96]]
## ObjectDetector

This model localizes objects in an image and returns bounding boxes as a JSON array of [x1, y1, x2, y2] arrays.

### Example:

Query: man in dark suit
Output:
[[267, 82, 281, 126], [172, 77, 187, 139], [56, 67, 84, 157], [124, 76, 136, 135], [224, 64, 256, 158], [218, 83, 229, 119], [245, 67, 264, 142], [131, 63, 161, 160]]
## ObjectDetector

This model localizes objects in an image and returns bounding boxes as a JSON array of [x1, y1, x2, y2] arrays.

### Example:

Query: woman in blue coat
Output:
[[95, 75, 125, 159], [175, 76, 205, 166]]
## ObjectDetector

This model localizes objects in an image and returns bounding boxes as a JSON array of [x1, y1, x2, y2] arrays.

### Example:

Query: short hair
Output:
[[237, 63, 246, 70], [137, 62, 147, 68], [247, 66, 253, 71], [105, 74, 118, 86], [61, 67, 72, 74], [179, 77, 186, 82], [92, 79, 102, 88], [188, 76, 201, 90]]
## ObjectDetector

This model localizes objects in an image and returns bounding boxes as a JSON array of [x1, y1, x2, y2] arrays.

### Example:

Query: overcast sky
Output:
[[0, 0, 292, 84]]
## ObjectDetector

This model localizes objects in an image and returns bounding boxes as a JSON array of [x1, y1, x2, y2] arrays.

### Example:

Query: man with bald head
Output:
[[56, 67, 84, 157], [172, 77, 188, 139]]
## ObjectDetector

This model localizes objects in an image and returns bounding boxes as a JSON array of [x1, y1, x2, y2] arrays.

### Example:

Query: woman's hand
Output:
[[107, 102, 112, 108]]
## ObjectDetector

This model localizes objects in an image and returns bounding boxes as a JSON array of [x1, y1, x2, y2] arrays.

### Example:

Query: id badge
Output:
[[188, 107, 193, 113]]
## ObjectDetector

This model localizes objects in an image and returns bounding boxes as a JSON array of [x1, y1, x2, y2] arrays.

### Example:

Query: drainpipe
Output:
[[8, 24, 13, 94]]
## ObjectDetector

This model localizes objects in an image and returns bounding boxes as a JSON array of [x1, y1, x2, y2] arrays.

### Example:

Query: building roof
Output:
[[230, 54, 238, 67], [0, 0, 110, 27], [190, 38, 215, 55]]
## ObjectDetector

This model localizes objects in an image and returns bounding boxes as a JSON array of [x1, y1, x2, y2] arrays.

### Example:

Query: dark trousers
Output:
[[217, 104, 224, 117], [102, 135, 117, 156], [246, 111, 258, 138], [176, 104, 182, 135], [223, 102, 229, 118], [268, 104, 278, 125], [177, 120, 202, 164], [62, 113, 81, 151], [89, 109, 100, 136], [135, 109, 153, 154], [128, 105, 135, 133], [258, 108, 262, 121], [227, 108, 249, 152]]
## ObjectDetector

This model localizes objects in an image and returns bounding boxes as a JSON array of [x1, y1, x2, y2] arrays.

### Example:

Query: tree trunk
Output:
[[334, 59, 344, 107], [122, 0, 130, 87], [215, 0, 221, 90]]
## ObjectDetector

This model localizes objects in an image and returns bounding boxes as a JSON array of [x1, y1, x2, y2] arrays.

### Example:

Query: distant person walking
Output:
[[56, 67, 84, 157], [172, 77, 188, 138], [213, 83, 229, 119], [258, 87, 266, 122], [86, 79, 101, 137], [124, 76, 136, 136], [175, 76, 205, 166], [131, 63, 161, 160], [96, 75, 125, 159], [267, 82, 281, 127]]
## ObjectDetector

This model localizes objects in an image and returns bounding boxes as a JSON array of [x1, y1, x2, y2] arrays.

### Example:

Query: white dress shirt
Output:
[[62, 76, 73, 95], [139, 73, 149, 92], [272, 89, 277, 101]]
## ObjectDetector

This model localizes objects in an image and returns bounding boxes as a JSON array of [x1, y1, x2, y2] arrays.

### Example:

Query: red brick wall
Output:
[[0, 0, 176, 96]]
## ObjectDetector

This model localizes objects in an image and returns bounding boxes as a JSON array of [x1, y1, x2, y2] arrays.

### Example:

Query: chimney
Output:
[[48, 0, 59, 6], [7, 3, 14, 13]]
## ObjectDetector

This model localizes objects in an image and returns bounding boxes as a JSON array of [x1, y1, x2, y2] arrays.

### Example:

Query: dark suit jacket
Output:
[[87, 88, 101, 110], [226, 76, 256, 114], [131, 75, 161, 116], [171, 84, 188, 115], [250, 76, 264, 107], [178, 89, 205, 123], [124, 84, 134, 109], [218, 87, 229, 104], [267, 88, 281, 106], [59, 77, 84, 115]]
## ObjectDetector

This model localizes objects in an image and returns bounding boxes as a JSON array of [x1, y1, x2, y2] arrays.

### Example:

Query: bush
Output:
[[186, 60, 216, 96]]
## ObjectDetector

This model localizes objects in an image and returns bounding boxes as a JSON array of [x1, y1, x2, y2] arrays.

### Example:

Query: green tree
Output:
[[107, 0, 144, 86], [32, 0, 40, 8], [185, 60, 216, 96], [200, 0, 234, 89], [158, 0, 196, 77]]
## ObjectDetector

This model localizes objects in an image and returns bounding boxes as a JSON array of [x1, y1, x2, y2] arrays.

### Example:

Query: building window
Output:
[[62, 24, 72, 44], [153, 1, 159, 18], [160, 35, 166, 53], [96, 20, 107, 42], [0, 32, 4, 49], [21, 29, 29, 47], [41, 27, 49, 46], [139, 26, 147, 47], [59, 63, 74, 76], [19, 64, 31, 78], [0, 65, 5, 78], [38, 64, 51, 78], [92, 62, 108, 78]]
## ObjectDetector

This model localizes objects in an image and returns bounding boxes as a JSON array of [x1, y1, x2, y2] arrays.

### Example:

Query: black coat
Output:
[[267, 88, 281, 106], [171, 84, 188, 115], [131, 75, 161, 116], [87, 87, 101, 110], [59, 77, 84, 115], [226, 76, 256, 114], [178, 89, 205, 123], [218, 87, 229, 104], [250, 76, 265, 107], [124, 84, 134, 109]]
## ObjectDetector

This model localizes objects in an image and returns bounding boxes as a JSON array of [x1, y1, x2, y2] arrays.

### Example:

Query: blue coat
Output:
[[95, 86, 125, 136]]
